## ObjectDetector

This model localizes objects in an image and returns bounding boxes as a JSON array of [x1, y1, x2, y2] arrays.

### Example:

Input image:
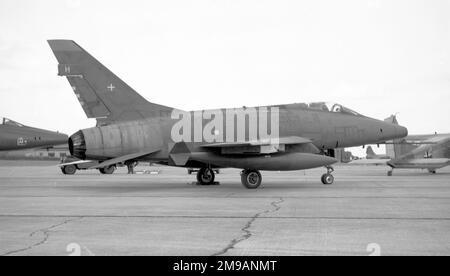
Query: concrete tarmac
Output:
[[0, 160, 449, 256]]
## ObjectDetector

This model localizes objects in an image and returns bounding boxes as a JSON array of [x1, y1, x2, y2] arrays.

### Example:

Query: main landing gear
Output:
[[196, 167, 216, 185], [241, 169, 262, 189], [321, 166, 334, 185], [61, 164, 77, 175], [99, 165, 116, 175]]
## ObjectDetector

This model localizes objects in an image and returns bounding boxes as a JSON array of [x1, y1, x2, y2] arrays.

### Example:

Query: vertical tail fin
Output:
[[366, 146, 376, 158], [48, 40, 174, 125]]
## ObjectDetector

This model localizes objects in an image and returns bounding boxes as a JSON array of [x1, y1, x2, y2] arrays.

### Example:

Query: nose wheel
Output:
[[321, 166, 334, 185]]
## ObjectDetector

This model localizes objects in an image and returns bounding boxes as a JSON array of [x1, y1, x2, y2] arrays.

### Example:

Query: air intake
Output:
[[69, 130, 86, 159]]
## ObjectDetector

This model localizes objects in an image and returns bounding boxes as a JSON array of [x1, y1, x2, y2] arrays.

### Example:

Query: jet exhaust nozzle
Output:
[[69, 130, 86, 159]]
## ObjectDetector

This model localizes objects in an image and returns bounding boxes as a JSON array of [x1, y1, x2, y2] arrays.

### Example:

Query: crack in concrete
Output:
[[1, 217, 83, 256], [212, 197, 284, 256]]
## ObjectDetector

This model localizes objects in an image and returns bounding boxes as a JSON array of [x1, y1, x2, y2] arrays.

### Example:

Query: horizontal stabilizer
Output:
[[58, 160, 99, 168], [89, 149, 159, 169]]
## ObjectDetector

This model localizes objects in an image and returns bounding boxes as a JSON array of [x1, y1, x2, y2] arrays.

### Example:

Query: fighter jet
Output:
[[384, 115, 450, 176], [48, 40, 407, 188], [0, 117, 68, 151]]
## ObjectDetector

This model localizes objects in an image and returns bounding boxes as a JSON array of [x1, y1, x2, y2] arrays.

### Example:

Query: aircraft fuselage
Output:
[[0, 124, 68, 151], [69, 104, 407, 171]]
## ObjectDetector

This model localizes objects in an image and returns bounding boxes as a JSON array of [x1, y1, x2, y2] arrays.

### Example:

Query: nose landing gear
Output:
[[321, 166, 334, 185]]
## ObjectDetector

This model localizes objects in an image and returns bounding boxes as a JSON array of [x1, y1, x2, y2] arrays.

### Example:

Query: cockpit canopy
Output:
[[0, 117, 24, 127], [293, 102, 363, 116]]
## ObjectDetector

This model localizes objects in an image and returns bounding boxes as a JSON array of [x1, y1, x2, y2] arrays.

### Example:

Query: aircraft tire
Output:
[[62, 165, 77, 175], [99, 166, 115, 175], [241, 169, 262, 189], [196, 168, 215, 185], [387, 171, 393, 177], [321, 173, 334, 185]]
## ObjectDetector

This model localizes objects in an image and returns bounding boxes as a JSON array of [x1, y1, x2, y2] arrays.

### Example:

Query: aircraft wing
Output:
[[200, 136, 313, 155], [348, 159, 389, 166], [384, 141, 438, 145], [385, 134, 450, 146], [388, 158, 450, 169], [201, 136, 312, 148], [89, 149, 159, 169]]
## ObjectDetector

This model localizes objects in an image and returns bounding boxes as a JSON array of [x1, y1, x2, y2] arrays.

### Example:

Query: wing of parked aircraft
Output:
[[200, 136, 315, 155], [347, 159, 388, 166], [202, 136, 312, 148]]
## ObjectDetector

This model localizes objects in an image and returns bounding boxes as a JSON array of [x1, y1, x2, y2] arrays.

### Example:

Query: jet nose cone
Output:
[[396, 125, 408, 139], [383, 123, 408, 141]]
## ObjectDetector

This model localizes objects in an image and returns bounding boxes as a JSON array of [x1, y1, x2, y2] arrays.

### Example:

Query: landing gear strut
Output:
[[196, 167, 216, 185], [321, 166, 334, 185], [241, 169, 262, 189]]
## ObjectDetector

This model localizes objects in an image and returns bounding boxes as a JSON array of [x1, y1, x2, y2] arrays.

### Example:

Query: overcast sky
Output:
[[1, 0, 449, 156]]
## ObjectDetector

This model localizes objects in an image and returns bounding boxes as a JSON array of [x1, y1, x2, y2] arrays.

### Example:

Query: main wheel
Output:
[[387, 171, 393, 176], [99, 166, 115, 175], [196, 168, 215, 185], [321, 173, 334, 185], [241, 169, 262, 189], [62, 165, 76, 175]]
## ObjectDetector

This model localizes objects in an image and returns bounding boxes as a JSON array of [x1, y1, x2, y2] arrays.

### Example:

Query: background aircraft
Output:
[[0, 117, 68, 151], [384, 115, 450, 176], [351, 115, 450, 175], [48, 40, 407, 188], [366, 146, 390, 159]]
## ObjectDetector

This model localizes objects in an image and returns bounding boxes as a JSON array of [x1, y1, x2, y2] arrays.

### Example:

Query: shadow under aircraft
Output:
[[48, 40, 408, 189], [0, 117, 68, 151]]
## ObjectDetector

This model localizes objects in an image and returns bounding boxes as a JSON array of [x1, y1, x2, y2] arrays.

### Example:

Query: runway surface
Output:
[[0, 160, 449, 256]]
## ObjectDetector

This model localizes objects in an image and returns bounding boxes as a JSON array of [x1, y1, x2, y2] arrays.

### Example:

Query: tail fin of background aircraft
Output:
[[366, 146, 376, 157], [48, 40, 174, 125]]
